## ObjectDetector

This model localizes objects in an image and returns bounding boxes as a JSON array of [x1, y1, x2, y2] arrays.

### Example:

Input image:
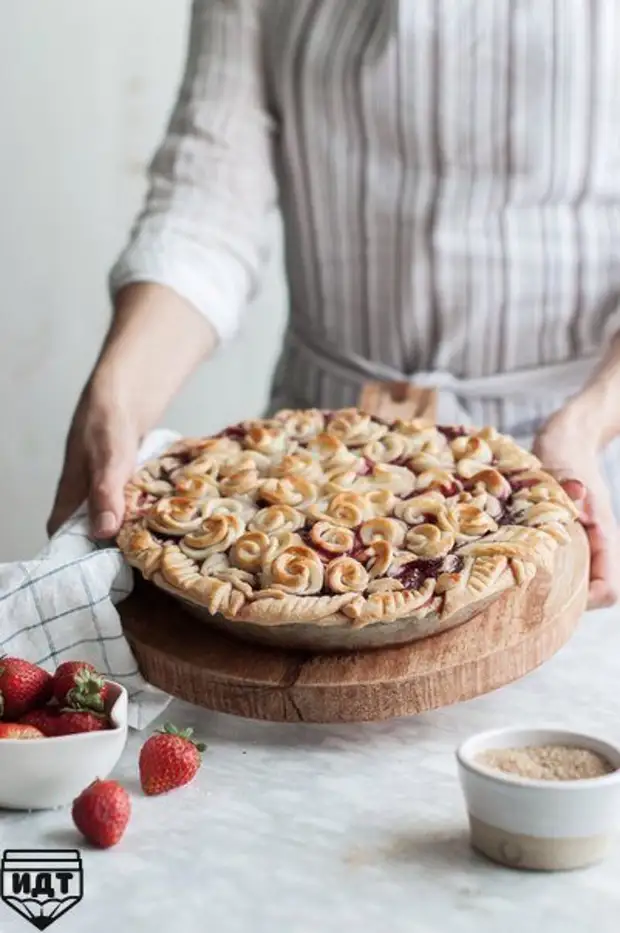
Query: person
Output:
[[47, 0, 620, 609]]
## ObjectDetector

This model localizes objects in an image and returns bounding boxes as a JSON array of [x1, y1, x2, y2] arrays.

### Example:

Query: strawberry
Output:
[[19, 707, 61, 737], [52, 662, 99, 706], [0, 722, 45, 739], [139, 723, 206, 796], [72, 779, 131, 848], [0, 657, 53, 719], [55, 709, 110, 736], [54, 660, 96, 680]]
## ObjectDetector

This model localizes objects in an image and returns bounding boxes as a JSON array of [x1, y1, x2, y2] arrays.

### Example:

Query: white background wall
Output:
[[0, 0, 287, 560]]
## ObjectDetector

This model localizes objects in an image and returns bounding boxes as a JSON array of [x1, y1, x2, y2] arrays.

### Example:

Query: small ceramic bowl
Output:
[[456, 726, 620, 871], [0, 681, 128, 811]]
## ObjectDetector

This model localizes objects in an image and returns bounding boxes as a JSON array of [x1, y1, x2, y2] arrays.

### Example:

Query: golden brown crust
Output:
[[118, 409, 580, 631]]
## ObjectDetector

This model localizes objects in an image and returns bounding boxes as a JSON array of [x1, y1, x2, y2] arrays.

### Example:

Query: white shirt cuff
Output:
[[108, 234, 249, 345]]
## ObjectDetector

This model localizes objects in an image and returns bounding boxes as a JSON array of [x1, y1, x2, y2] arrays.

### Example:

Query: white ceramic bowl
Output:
[[0, 681, 128, 811], [456, 726, 620, 871]]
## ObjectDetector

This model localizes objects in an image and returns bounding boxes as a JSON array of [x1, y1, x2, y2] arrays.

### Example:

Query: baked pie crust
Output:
[[118, 409, 580, 650]]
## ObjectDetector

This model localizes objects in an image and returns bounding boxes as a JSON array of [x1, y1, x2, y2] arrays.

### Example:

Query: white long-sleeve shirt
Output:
[[110, 0, 620, 448]]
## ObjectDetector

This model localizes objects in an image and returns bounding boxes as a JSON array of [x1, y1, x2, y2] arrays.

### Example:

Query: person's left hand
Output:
[[532, 404, 619, 610]]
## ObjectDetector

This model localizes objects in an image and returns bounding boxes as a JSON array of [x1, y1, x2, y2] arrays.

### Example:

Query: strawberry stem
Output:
[[156, 722, 206, 753], [66, 671, 107, 713]]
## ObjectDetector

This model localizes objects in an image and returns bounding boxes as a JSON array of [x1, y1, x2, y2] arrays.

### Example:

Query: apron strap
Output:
[[289, 326, 599, 402]]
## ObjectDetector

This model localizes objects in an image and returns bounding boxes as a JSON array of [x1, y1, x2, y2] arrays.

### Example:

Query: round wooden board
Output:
[[120, 524, 589, 724]]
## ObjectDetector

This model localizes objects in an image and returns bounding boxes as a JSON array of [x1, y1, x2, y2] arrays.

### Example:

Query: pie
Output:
[[117, 408, 580, 649]]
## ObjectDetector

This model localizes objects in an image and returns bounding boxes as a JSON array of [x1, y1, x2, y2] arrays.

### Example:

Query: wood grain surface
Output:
[[120, 522, 588, 723]]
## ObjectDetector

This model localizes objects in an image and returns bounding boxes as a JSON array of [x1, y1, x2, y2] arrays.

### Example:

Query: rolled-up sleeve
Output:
[[109, 0, 277, 344]]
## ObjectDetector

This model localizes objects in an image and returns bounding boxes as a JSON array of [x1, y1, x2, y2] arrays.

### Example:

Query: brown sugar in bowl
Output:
[[456, 727, 620, 871]]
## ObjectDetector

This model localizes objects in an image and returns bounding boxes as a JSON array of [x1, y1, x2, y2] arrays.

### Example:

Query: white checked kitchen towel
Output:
[[0, 430, 182, 730]]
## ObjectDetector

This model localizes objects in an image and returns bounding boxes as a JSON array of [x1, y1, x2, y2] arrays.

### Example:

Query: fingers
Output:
[[557, 479, 617, 603], [584, 520, 614, 609], [87, 427, 137, 540], [557, 477, 590, 522], [588, 580, 616, 610], [552, 476, 617, 609], [88, 472, 125, 538], [88, 461, 132, 539], [580, 496, 618, 609], [557, 477, 586, 504], [48, 396, 139, 541], [529, 441, 619, 609]]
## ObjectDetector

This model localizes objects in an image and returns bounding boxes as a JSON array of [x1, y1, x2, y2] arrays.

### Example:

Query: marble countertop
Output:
[[2, 607, 620, 933]]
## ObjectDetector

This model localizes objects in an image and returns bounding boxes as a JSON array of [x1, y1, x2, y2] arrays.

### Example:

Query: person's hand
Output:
[[47, 379, 140, 540], [46, 283, 218, 541], [532, 403, 619, 610]]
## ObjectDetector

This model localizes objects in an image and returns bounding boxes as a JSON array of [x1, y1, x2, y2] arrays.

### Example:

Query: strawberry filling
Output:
[[217, 423, 247, 440], [437, 425, 469, 441], [394, 554, 464, 590], [436, 480, 462, 498], [134, 491, 155, 516], [356, 457, 375, 475], [508, 474, 539, 493]]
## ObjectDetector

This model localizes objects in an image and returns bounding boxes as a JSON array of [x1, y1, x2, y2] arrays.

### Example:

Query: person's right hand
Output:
[[46, 380, 141, 540]]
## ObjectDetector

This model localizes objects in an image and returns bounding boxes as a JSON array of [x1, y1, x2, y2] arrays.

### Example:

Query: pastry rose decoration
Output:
[[147, 497, 211, 535], [394, 492, 447, 526], [365, 489, 397, 517], [244, 423, 289, 456], [446, 504, 498, 541], [405, 450, 454, 472], [326, 557, 369, 594], [359, 517, 407, 547], [264, 545, 325, 595], [415, 468, 460, 496], [192, 436, 243, 463], [491, 440, 540, 472], [131, 466, 173, 498], [363, 540, 395, 578], [465, 467, 512, 499], [264, 530, 304, 564], [308, 491, 371, 528], [258, 476, 318, 510], [321, 468, 360, 494], [326, 408, 387, 446], [309, 521, 355, 555], [450, 435, 493, 464], [203, 496, 257, 522], [176, 453, 222, 482], [357, 463, 416, 497], [248, 504, 305, 535], [306, 432, 359, 469], [179, 513, 245, 558], [274, 408, 325, 440], [218, 457, 261, 496], [269, 450, 323, 482], [174, 474, 219, 500], [405, 524, 455, 559], [230, 531, 271, 573], [363, 432, 414, 463]]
